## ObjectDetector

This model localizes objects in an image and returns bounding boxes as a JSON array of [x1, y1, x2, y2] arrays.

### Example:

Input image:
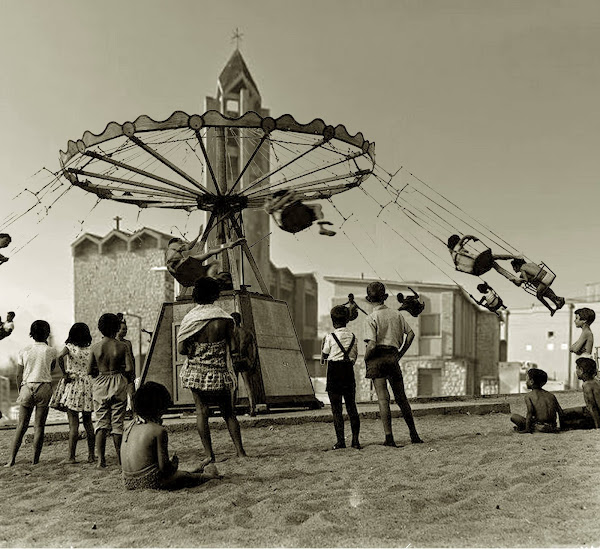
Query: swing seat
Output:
[[522, 263, 556, 296], [472, 248, 494, 276]]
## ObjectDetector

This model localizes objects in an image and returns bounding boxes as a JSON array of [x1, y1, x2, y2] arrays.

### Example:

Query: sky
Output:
[[1, 0, 600, 359]]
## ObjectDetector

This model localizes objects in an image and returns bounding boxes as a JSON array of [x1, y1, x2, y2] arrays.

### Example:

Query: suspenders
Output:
[[330, 333, 355, 362]]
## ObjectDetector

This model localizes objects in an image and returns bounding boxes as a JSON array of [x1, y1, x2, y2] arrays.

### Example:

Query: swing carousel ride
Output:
[[1, 105, 563, 405]]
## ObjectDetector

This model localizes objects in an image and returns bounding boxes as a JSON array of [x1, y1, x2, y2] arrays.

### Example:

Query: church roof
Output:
[[218, 49, 259, 96]]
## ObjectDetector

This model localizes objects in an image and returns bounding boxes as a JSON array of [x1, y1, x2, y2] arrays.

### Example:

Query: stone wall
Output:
[[73, 244, 173, 368]]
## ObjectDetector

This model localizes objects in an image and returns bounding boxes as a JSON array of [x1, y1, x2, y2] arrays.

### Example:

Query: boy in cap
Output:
[[364, 281, 423, 446]]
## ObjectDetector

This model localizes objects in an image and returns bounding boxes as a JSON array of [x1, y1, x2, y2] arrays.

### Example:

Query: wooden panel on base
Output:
[[141, 290, 320, 409]]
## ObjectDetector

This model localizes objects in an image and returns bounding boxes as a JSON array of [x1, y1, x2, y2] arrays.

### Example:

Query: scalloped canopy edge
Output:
[[59, 110, 375, 165]]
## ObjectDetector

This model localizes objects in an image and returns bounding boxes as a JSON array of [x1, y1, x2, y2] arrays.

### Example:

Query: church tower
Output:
[[204, 49, 271, 292]]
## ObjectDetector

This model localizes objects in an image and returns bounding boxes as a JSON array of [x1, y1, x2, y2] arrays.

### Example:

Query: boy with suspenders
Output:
[[321, 305, 361, 450]]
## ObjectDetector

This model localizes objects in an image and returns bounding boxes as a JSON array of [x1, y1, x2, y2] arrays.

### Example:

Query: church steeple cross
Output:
[[113, 215, 122, 231], [231, 27, 243, 49]]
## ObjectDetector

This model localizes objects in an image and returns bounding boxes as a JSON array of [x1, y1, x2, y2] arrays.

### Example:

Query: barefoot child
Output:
[[364, 281, 423, 446], [121, 382, 221, 490], [470, 283, 506, 316], [88, 313, 134, 468], [511, 258, 565, 316], [570, 308, 595, 360], [177, 277, 246, 461], [321, 305, 360, 450], [5, 320, 57, 466], [49, 323, 95, 463], [116, 313, 136, 418], [561, 358, 600, 430], [510, 368, 564, 433]]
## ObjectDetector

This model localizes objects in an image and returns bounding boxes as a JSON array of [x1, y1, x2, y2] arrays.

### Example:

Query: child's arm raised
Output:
[[583, 382, 600, 429]]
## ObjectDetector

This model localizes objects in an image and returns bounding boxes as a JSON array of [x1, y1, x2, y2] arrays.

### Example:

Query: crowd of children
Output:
[[2, 278, 599, 491]]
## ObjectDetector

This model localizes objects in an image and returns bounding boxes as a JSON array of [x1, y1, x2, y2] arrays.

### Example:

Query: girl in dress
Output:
[[50, 323, 95, 463]]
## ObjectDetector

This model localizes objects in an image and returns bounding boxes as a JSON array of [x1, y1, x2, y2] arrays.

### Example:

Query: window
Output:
[[525, 344, 532, 351], [547, 331, 554, 338], [561, 343, 568, 350], [226, 99, 239, 113], [420, 314, 441, 337], [547, 343, 555, 351]]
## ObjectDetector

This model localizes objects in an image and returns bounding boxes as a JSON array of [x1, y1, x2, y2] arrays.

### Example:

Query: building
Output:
[[324, 276, 502, 400], [72, 227, 174, 376]]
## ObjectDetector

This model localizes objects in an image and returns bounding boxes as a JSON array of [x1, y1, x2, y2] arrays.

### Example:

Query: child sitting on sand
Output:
[[570, 308, 595, 360], [5, 320, 57, 466], [88, 313, 134, 468], [561, 358, 600, 430], [121, 382, 221, 490], [321, 305, 360, 450], [510, 368, 564, 433]]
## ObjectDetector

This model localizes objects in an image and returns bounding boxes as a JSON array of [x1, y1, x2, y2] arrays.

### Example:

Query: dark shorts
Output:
[[192, 389, 231, 405], [326, 360, 356, 394], [472, 249, 494, 276], [365, 347, 403, 380]]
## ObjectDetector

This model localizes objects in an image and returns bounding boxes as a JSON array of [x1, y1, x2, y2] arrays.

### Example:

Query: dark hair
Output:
[[575, 307, 596, 326], [527, 368, 548, 388], [133, 382, 173, 420], [576, 357, 598, 378], [98, 313, 121, 338], [192, 276, 220, 305], [30, 320, 50, 342], [447, 234, 460, 249], [330, 305, 350, 326], [0, 233, 11, 242], [66, 322, 92, 347], [366, 281, 387, 303], [511, 258, 526, 271], [6, 311, 15, 319], [477, 283, 490, 293], [168, 237, 182, 245], [231, 312, 242, 325]]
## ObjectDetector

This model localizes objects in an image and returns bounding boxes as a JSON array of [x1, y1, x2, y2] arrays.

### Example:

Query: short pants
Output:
[[365, 346, 403, 380], [92, 372, 128, 435], [17, 382, 52, 408]]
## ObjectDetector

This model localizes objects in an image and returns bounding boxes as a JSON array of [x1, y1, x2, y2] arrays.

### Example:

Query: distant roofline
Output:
[[322, 275, 458, 291], [71, 227, 174, 249]]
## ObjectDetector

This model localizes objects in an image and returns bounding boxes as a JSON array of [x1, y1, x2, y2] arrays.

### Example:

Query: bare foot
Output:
[[87, 455, 96, 463], [332, 442, 346, 450], [203, 463, 222, 480], [32, 459, 40, 465], [4, 461, 15, 468], [96, 460, 107, 469], [60, 458, 78, 465], [411, 437, 424, 444], [237, 450, 248, 458], [191, 457, 213, 473]]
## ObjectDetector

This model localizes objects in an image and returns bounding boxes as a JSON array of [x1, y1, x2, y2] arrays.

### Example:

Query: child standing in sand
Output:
[[510, 368, 564, 433], [121, 382, 221, 490], [364, 281, 423, 447], [321, 305, 360, 450], [570, 308, 595, 360], [88, 313, 134, 468], [561, 358, 600, 430], [50, 323, 95, 463], [5, 320, 57, 466]]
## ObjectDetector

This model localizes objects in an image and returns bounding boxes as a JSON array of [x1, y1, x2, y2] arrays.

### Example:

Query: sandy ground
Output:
[[0, 392, 598, 548]]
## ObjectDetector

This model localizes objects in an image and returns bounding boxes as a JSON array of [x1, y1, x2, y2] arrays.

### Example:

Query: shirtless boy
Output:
[[510, 368, 563, 433], [121, 382, 221, 490], [562, 358, 600, 430], [88, 313, 134, 468], [570, 308, 595, 359]]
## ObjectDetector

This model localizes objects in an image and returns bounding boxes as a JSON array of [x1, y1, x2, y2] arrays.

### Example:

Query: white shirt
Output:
[[364, 304, 413, 348], [18, 342, 57, 383], [322, 327, 358, 362]]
